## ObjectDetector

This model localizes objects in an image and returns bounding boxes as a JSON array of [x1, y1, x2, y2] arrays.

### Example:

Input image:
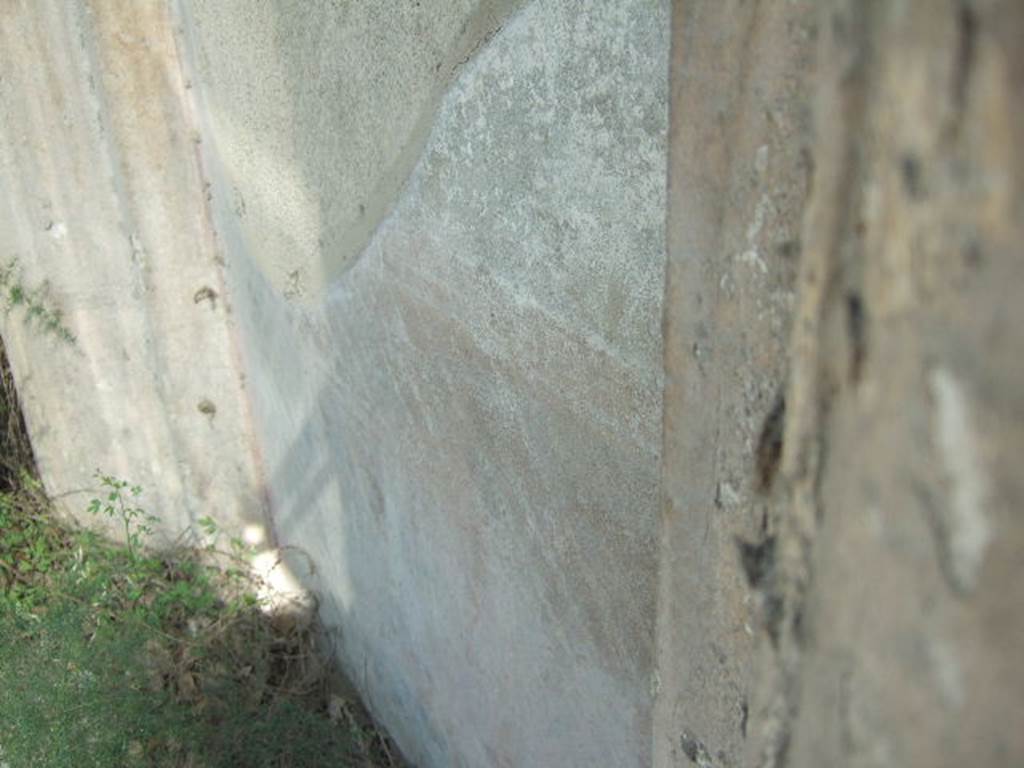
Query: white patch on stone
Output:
[[746, 193, 771, 242], [755, 143, 769, 176], [737, 194, 773, 277], [649, 669, 661, 698], [928, 637, 965, 710], [929, 367, 992, 592], [716, 479, 742, 507], [739, 249, 768, 274]]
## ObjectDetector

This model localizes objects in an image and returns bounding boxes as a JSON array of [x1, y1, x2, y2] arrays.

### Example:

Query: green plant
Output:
[[0, 467, 399, 767], [0, 258, 75, 344], [87, 472, 159, 562], [194, 514, 260, 609], [0, 474, 73, 610]]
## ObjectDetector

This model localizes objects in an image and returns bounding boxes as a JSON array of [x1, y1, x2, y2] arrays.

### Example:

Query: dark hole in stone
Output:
[[736, 535, 776, 589], [777, 239, 801, 260], [846, 292, 866, 382], [900, 153, 924, 199], [963, 238, 983, 269], [765, 592, 786, 648], [953, 2, 977, 114], [756, 393, 786, 492], [792, 603, 807, 649]]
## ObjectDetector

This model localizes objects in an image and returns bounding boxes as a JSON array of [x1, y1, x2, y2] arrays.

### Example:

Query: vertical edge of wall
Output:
[[0, 1, 267, 542], [654, 1, 817, 765]]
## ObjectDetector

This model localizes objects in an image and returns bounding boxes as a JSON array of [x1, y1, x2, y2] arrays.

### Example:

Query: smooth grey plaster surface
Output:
[[181, 0, 526, 300], [184, 0, 670, 765]]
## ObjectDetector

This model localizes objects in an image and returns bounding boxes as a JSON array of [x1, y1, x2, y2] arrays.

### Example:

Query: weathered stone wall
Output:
[[741, 3, 1024, 766], [657, 1, 1024, 767], [2, 1, 1022, 766], [655, 1, 815, 765]]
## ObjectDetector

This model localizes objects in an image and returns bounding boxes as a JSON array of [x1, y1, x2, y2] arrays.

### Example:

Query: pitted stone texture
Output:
[[740, 3, 1024, 767], [656, 2, 815, 766]]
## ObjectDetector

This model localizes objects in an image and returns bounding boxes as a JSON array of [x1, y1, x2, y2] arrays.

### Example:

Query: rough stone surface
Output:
[[655, 3, 1024, 767], [655, 2, 815, 765], [736, 2, 1024, 767]]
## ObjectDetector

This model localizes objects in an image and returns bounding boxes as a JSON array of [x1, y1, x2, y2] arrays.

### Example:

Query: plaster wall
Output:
[[177, 1, 670, 765], [0, 3, 669, 763], [8, 3, 1020, 767], [0, 0, 266, 542]]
